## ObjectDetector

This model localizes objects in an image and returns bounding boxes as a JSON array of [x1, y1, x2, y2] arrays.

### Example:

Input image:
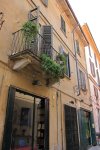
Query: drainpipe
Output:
[[72, 24, 80, 96], [60, 91, 63, 150]]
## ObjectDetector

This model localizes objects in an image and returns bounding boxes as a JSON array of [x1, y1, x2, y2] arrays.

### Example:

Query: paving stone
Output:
[[88, 146, 100, 150]]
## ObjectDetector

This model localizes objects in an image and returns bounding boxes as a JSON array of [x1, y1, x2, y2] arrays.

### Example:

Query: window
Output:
[[88, 46, 92, 57], [42, 0, 48, 6], [89, 58, 96, 77], [75, 40, 80, 55], [65, 53, 71, 78], [94, 86, 98, 100], [79, 69, 86, 91], [61, 16, 66, 34], [2, 87, 49, 150], [96, 69, 100, 85], [94, 53, 97, 67]]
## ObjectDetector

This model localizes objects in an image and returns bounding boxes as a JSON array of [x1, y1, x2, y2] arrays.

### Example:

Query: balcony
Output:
[[9, 25, 65, 85]]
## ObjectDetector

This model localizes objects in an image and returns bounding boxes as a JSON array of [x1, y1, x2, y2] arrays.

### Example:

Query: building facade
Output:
[[83, 24, 100, 141], [0, 0, 96, 150]]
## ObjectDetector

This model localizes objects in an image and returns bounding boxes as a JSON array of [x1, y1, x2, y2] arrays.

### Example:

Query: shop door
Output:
[[78, 109, 96, 150], [2, 87, 49, 150], [64, 105, 79, 150]]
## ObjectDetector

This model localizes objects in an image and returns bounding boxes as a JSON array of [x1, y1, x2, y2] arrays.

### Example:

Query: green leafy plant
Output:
[[56, 53, 66, 72], [22, 21, 38, 42], [40, 54, 65, 80]]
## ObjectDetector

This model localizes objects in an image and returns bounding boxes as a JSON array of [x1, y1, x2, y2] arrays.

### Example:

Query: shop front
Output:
[[2, 86, 49, 150], [78, 109, 96, 150]]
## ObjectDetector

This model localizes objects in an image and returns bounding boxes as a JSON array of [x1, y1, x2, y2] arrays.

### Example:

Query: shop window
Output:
[[2, 87, 49, 150]]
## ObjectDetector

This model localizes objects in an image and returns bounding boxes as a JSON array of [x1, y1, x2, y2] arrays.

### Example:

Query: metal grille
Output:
[[64, 105, 79, 150]]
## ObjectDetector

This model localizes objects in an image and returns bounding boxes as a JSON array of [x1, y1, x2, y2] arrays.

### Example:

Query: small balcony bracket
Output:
[[13, 58, 32, 71]]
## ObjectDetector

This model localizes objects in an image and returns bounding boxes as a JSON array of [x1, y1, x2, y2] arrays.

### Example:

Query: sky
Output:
[[69, 0, 100, 52]]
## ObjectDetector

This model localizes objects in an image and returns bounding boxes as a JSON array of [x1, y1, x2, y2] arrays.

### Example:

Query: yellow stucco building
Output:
[[0, 0, 96, 150]]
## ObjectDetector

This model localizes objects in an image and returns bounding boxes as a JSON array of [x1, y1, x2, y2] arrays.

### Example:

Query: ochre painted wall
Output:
[[0, 0, 92, 149]]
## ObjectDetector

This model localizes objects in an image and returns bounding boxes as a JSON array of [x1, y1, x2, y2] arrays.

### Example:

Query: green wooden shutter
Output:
[[2, 86, 15, 150], [66, 53, 71, 77], [90, 112, 97, 145], [42, 26, 53, 57], [75, 40, 80, 55], [78, 109, 88, 150]]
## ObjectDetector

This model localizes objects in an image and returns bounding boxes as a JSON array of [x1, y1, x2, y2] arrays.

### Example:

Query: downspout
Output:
[[60, 91, 63, 150], [56, 90, 63, 150], [72, 24, 80, 96], [56, 91, 59, 147]]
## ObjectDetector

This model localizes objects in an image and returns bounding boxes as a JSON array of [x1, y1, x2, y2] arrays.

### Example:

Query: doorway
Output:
[[64, 105, 79, 150], [2, 87, 49, 150]]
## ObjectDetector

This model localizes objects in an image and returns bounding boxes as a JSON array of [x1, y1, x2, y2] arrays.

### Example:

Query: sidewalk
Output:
[[88, 146, 100, 150]]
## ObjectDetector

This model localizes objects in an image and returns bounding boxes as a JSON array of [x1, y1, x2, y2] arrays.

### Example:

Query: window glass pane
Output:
[[10, 92, 46, 150], [11, 94, 34, 150]]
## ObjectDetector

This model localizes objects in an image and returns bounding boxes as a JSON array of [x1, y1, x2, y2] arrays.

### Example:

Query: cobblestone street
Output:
[[88, 146, 100, 150]]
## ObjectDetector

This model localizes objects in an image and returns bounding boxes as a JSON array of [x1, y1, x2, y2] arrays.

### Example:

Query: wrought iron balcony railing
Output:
[[10, 29, 59, 62]]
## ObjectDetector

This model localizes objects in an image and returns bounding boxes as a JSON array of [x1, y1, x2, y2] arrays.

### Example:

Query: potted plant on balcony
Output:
[[40, 54, 65, 84], [22, 21, 38, 44]]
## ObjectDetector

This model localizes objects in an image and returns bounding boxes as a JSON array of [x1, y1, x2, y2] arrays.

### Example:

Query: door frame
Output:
[[2, 85, 49, 150]]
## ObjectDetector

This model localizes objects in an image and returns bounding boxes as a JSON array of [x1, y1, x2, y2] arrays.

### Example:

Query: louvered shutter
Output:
[[42, 26, 53, 57], [78, 109, 88, 150], [66, 54, 71, 77], [75, 40, 80, 55], [79, 69, 82, 89], [79, 70, 86, 91], [2, 87, 15, 150], [81, 72, 86, 90]]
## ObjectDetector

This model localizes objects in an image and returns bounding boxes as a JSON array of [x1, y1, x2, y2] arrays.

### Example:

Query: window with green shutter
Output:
[[79, 69, 86, 91], [65, 53, 71, 78], [61, 16, 66, 34], [75, 40, 80, 55]]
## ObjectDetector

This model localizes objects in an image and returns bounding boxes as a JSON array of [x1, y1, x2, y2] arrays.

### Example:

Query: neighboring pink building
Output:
[[82, 24, 100, 138]]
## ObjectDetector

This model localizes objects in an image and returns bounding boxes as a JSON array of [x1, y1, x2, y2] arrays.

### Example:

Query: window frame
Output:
[[61, 16, 66, 35], [79, 69, 86, 91], [89, 58, 96, 77]]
